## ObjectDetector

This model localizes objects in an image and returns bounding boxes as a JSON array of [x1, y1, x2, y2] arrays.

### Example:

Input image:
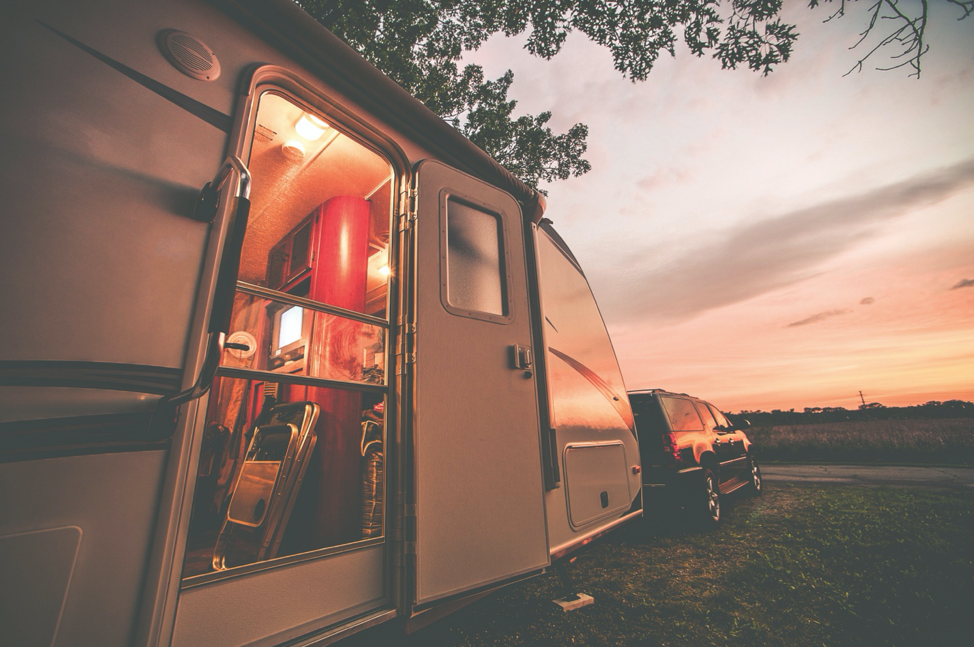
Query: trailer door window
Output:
[[441, 196, 511, 320], [182, 90, 394, 581]]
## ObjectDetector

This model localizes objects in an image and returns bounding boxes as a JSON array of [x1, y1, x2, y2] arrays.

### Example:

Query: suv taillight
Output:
[[662, 432, 681, 465]]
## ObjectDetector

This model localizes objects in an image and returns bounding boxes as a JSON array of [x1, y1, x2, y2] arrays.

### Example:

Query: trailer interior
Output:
[[182, 91, 394, 579]]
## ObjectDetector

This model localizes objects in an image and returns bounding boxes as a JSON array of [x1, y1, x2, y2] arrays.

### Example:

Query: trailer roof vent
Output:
[[159, 29, 220, 81]]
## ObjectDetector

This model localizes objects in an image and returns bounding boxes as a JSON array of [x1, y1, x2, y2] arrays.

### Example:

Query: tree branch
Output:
[[816, 0, 972, 79]]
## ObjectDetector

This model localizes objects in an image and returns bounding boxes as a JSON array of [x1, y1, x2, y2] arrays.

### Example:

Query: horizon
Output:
[[728, 396, 974, 415], [464, 3, 974, 413]]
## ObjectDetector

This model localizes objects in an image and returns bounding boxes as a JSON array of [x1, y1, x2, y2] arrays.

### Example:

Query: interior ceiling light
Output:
[[295, 113, 328, 140], [281, 139, 306, 161]]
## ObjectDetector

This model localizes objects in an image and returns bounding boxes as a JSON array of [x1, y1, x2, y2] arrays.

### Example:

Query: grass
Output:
[[345, 485, 974, 646], [744, 418, 974, 465]]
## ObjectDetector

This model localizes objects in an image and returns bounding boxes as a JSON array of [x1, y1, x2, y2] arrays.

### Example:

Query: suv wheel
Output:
[[746, 455, 762, 495], [697, 468, 721, 529]]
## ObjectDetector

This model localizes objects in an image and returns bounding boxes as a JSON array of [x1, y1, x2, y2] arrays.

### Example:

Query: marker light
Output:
[[295, 113, 328, 140]]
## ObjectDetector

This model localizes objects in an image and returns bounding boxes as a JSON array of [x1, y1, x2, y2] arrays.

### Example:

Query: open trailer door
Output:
[[410, 160, 549, 608]]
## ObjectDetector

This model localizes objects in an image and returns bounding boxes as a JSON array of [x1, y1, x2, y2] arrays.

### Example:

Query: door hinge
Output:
[[396, 323, 417, 375], [408, 187, 418, 216], [399, 187, 418, 231], [398, 212, 415, 232], [395, 352, 415, 376], [403, 505, 417, 555]]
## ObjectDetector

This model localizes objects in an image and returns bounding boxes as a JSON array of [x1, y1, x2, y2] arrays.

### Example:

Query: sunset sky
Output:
[[465, 2, 974, 412]]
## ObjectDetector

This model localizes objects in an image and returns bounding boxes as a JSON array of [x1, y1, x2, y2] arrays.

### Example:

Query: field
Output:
[[744, 418, 974, 465], [343, 485, 974, 647]]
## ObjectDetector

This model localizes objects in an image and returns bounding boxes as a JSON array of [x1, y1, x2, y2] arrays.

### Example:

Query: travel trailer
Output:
[[0, 1, 641, 645]]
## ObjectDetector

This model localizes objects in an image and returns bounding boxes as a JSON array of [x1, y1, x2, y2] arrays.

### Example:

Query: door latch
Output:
[[510, 344, 533, 377]]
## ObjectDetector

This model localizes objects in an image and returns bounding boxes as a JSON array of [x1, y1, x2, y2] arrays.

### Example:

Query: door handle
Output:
[[510, 344, 533, 376]]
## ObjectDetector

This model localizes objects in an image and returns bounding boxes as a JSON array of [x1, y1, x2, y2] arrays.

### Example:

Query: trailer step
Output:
[[552, 593, 595, 611], [551, 561, 595, 611]]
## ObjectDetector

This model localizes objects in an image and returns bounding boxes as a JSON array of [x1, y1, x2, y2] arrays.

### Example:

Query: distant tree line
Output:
[[728, 400, 974, 427]]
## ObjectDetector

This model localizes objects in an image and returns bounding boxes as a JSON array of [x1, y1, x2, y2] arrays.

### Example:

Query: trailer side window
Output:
[[182, 91, 393, 580]]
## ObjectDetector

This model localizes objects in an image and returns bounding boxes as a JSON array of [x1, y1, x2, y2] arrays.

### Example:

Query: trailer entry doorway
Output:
[[411, 161, 549, 607], [173, 87, 394, 647]]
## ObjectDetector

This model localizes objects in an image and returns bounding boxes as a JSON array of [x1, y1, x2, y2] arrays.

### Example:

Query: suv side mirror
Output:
[[720, 419, 750, 432]]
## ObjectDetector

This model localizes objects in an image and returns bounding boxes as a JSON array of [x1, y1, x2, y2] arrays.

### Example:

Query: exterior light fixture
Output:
[[378, 265, 390, 276]]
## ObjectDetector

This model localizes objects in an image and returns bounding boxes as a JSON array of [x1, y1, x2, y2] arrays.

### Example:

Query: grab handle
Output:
[[165, 157, 251, 407]]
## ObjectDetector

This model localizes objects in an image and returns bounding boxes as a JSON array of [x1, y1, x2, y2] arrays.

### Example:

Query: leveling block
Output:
[[551, 561, 595, 611], [552, 593, 595, 611]]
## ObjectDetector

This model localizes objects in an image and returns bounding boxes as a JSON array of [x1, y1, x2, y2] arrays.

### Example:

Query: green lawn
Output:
[[745, 418, 974, 465], [349, 485, 974, 646]]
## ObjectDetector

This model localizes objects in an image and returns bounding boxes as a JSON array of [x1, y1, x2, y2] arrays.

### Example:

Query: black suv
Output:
[[628, 389, 761, 528]]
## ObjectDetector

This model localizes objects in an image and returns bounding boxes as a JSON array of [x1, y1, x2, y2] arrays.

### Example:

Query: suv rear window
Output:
[[630, 395, 667, 434], [660, 396, 704, 431]]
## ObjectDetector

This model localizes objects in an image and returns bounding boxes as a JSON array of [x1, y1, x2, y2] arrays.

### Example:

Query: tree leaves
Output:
[[809, 0, 974, 78], [301, 0, 593, 188], [298, 0, 805, 188], [458, 69, 592, 190], [299, 0, 971, 187]]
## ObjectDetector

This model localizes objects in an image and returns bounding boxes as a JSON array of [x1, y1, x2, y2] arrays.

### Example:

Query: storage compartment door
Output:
[[564, 443, 632, 528], [411, 160, 549, 607]]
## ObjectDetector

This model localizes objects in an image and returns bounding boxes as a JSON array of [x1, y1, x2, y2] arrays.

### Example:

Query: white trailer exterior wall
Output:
[[0, 1, 642, 645]]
